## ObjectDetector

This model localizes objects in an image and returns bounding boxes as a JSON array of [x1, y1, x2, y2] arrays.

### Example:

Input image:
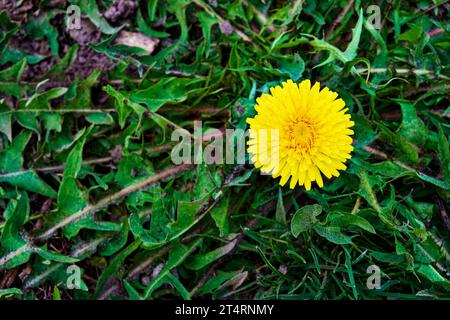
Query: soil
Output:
[[0, 1, 140, 85]]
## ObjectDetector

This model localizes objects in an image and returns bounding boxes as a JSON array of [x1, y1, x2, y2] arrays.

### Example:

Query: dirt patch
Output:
[[7, 15, 116, 85], [103, 0, 138, 23]]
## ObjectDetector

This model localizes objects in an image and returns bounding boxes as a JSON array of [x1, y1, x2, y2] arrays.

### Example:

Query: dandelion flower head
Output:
[[246, 79, 355, 190]]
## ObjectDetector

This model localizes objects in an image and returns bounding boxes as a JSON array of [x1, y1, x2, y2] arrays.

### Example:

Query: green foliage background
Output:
[[0, 0, 449, 299]]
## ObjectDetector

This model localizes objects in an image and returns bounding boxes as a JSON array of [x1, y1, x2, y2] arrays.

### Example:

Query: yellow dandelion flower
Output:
[[246, 79, 355, 190]]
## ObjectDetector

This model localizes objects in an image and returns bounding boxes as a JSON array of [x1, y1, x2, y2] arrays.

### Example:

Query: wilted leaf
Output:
[[115, 31, 159, 55]]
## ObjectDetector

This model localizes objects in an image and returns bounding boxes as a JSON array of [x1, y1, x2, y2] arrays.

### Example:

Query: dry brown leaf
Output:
[[115, 31, 159, 55]]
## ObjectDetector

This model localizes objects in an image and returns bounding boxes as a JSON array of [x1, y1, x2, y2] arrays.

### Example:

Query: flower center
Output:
[[288, 119, 317, 153]]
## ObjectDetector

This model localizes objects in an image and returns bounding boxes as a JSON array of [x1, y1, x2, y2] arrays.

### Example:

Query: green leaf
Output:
[[343, 9, 364, 61], [25, 14, 59, 56], [357, 169, 398, 229], [193, 164, 220, 199], [277, 53, 305, 81], [166, 0, 191, 44], [397, 24, 423, 44], [290, 204, 322, 237], [85, 112, 115, 125], [344, 248, 358, 299], [95, 240, 141, 298], [47, 44, 79, 79], [33, 247, 78, 263], [197, 269, 243, 295], [24, 257, 88, 290], [80, 0, 123, 35], [0, 103, 12, 142], [436, 124, 450, 182], [329, 213, 376, 234], [0, 131, 57, 198], [275, 188, 287, 224], [0, 191, 31, 270], [51, 127, 101, 238], [20, 86, 68, 110], [168, 197, 209, 240], [0, 193, 72, 269], [415, 264, 450, 290], [357, 168, 382, 214], [143, 239, 202, 299], [210, 196, 230, 236], [0, 288, 22, 299], [198, 269, 243, 295], [165, 273, 191, 299], [131, 77, 204, 112], [196, 11, 219, 57], [0, 170, 58, 198], [41, 113, 62, 134], [377, 122, 419, 165], [0, 130, 28, 172], [123, 280, 144, 300], [53, 286, 61, 300], [310, 8, 363, 69], [99, 221, 129, 257], [416, 172, 450, 190], [0, 58, 26, 97], [137, 9, 170, 38], [129, 212, 160, 246], [396, 100, 427, 146], [65, 70, 101, 110], [58, 133, 89, 216], [370, 251, 405, 265], [353, 158, 408, 178], [104, 85, 146, 128], [186, 236, 238, 270], [313, 225, 353, 245]]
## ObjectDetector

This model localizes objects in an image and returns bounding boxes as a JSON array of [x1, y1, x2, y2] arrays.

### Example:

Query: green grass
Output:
[[0, 0, 449, 300]]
